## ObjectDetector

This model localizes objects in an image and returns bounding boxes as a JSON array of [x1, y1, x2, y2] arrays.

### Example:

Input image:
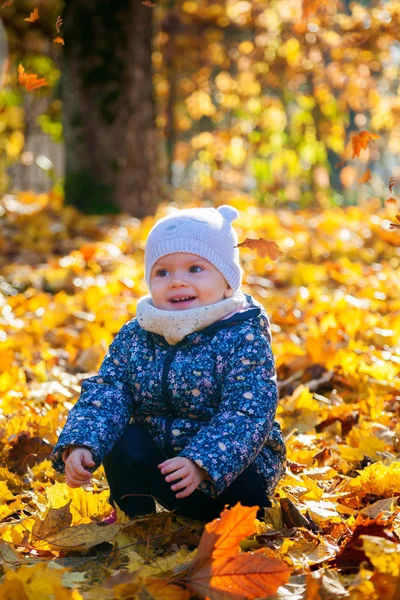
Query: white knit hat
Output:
[[145, 205, 242, 292]]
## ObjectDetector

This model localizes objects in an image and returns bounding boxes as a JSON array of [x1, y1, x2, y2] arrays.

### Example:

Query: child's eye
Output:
[[156, 269, 169, 277], [189, 265, 203, 273]]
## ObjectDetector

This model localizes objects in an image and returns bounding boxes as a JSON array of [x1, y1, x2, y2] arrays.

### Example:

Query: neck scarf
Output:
[[136, 290, 247, 345]]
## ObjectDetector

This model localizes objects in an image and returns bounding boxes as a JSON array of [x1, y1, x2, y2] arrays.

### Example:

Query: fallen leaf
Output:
[[196, 503, 258, 561], [237, 238, 282, 260], [53, 37, 64, 45], [145, 578, 191, 599], [185, 551, 292, 600], [31, 501, 73, 543]]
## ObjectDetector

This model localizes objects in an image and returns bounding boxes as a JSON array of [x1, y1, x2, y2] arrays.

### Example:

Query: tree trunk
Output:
[[62, 0, 160, 216]]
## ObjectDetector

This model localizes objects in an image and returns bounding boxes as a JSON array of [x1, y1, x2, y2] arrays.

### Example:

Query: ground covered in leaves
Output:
[[1, 192, 400, 599]]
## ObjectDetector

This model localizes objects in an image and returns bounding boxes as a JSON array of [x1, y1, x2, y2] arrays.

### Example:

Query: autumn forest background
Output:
[[1, 0, 400, 599]]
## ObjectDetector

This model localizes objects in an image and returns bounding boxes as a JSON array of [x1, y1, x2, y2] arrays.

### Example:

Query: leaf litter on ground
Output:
[[0, 192, 400, 598]]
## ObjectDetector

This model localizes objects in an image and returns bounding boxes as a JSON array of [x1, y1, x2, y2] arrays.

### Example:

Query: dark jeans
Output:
[[102, 423, 271, 521]]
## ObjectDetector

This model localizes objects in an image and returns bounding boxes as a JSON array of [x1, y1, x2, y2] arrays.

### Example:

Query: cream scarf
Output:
[[136, 291, 247, 345]]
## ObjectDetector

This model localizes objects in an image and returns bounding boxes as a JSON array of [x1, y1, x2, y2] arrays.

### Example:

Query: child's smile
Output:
[[150, 253, 232, 311]]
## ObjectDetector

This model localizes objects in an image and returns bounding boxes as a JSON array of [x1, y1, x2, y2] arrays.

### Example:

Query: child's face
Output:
[[150, 253, 232, 310]]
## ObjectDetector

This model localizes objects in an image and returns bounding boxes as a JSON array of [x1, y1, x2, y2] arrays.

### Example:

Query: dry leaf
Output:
[[18, 64, 48, 91], [386, 197, 397, 205], [237, 238, 282, 260], [24, 7, 39, 22], [196, 504, 258, 562], [185, 551, 292, 600], [389, 177, 395, 193], [53, 37, 64, 45]]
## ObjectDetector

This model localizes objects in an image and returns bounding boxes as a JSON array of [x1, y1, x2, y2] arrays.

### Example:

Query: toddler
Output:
[[51, 206, 286, 521]]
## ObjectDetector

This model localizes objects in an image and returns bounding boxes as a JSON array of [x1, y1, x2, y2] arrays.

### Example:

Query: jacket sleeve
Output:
[[50, 322, 135, 474], [179, 327, 278, 496]]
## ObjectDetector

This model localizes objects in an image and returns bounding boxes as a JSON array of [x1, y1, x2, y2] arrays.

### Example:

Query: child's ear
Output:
[[224, 287, 233, 298]]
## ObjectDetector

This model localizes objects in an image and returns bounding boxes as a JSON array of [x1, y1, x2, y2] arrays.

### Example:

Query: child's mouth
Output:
[[169, 296, 196, 306]]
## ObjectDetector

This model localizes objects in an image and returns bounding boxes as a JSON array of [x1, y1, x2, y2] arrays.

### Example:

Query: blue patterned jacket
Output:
[[51, 295, 286, 497]]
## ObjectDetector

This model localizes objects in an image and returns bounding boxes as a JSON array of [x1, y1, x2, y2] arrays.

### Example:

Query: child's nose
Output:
[[170, 275, 189, 287]]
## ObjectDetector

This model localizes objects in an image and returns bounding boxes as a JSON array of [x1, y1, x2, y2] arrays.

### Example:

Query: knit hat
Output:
[[145, 205, 242, 292]]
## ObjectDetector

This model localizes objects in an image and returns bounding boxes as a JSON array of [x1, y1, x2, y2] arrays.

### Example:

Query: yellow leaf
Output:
[[45, 482, 112, 525], [362, 535, 400, 576], [349, 462, 400, 498]]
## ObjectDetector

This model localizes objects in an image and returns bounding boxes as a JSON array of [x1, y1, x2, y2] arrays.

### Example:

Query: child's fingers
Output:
[[159, 458, 187, 474], [171, 475, 193, 492], [175, 482, 197, 499], [165, 466, 188, 483]]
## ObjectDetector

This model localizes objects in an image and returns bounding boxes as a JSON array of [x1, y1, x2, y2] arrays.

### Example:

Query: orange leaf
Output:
[[358, 169, 371, 183], [53, 37, 64, 45], [386, 197, 397, 205], [351, 130, 380, 158], [185, 551, 292, 600], [18, 64, 48, 91], [388, 176, 395, 193], [55, 15, 62, 33], [145, 578, 191, 600], [237, 238, 282, 260], [24, 7, 38, 22], [196, 504, 258, 563]]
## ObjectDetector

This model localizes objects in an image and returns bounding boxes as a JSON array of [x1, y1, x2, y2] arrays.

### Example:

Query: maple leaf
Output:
[[237, 238, 282, 260], [24, 7, 39, 22], [55, 15, 62, 33], [388, 177, 395, 193], [53, 37, 64, 45], [180, 504, 291, 600], [18, 64, 48, 91], [185, 551, 291, 599], [196, 504, 259, 562], [358, 169, 371, 183], [351, 130, 380, 158]]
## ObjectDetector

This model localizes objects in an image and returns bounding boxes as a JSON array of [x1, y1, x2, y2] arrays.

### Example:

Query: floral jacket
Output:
[[51, 295, 286, 497]]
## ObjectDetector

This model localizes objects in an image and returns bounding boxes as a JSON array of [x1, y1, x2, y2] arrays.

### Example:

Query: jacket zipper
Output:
[[162, 345, 177, 456], [162, 346, 178, 411]]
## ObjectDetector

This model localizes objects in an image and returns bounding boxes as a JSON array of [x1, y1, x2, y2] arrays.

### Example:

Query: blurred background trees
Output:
[[1, 0, 400, 215]]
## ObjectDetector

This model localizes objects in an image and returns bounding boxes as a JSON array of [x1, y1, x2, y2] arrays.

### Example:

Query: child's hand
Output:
[[158, 457, 208, 499], [63, 447, 95, 488]]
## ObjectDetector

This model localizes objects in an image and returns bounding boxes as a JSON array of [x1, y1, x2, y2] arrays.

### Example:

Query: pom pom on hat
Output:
[[145, 205, 242, 292]]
